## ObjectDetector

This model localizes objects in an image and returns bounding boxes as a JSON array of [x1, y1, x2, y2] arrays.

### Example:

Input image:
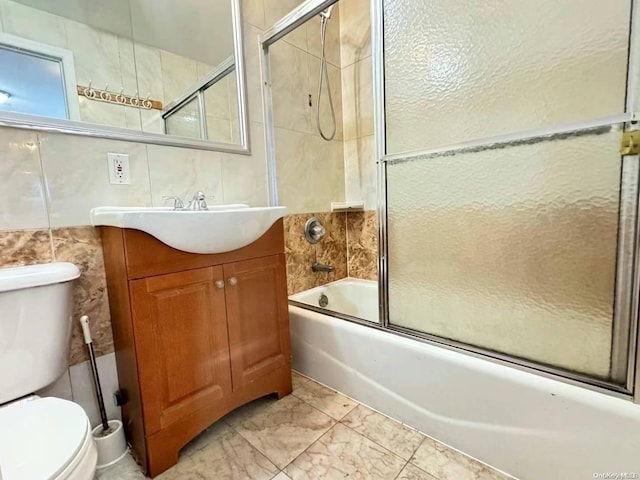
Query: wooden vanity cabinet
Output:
[[101, 220, 292, 477]]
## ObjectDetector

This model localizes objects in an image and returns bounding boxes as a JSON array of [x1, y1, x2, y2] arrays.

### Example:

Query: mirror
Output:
[[0, 0, 247, 151]]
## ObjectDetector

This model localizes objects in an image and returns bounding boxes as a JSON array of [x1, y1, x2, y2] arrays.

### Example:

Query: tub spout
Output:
[[312, 262, 334, 273]]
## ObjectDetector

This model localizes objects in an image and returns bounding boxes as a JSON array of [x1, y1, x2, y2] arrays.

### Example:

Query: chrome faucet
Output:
[[163, 196, 184, 210], [187, 191, 208, 211], [312, 262, 334, 273]]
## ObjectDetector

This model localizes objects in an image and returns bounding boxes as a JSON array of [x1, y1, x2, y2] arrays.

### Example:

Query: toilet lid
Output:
[[0, 397, 90, 480]]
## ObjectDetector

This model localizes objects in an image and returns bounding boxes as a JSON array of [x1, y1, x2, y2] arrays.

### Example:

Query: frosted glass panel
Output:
[[165, 96, 201, 139], [387, 131, 622, 379], [383, 0, 631, 154]]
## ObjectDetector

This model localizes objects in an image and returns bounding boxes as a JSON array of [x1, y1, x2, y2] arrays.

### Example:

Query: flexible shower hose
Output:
[[316, 16, 337, 141]]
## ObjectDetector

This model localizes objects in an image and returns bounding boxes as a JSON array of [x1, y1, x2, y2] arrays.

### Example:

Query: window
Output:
[[0, 34, 80, 120]]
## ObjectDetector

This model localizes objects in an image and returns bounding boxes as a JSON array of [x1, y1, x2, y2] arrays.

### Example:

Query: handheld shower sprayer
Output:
[[316, 4, 337, 141]]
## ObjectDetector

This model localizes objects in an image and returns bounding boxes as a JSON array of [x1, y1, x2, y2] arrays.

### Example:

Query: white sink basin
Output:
[[91, 205, 287, 254]]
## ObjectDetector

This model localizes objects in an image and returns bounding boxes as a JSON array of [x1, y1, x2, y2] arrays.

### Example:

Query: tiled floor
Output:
[[96, 372, 512, 480]]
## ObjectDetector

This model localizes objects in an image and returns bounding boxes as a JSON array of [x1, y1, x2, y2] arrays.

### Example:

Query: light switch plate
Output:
[[107, 153, 131, 185]]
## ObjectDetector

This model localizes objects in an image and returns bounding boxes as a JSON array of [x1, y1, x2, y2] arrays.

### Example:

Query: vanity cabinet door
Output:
[[224, 254, 290, 390], [130, 266, 232, 434]]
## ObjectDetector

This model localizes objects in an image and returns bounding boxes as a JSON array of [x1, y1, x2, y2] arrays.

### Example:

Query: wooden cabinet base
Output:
[[145, 365, 292, 477], [100, 220, 292, 478]]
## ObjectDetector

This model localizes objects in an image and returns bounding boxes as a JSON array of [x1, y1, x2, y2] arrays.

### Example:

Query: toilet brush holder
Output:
[[92, 419, 128, 469]]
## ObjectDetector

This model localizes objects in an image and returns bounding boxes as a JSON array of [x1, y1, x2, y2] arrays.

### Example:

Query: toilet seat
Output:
[[0, 397, 97, 480]]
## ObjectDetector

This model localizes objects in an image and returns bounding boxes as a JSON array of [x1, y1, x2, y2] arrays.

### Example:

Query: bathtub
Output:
[[289, 278, 378, 322], [289, 280, 640, 480]]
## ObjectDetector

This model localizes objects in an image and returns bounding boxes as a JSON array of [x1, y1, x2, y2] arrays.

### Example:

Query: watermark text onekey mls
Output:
[[593, 473, 639, 480]]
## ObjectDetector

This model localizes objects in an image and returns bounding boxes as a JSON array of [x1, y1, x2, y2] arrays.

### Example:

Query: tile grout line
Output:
[[284, 382, 411, 474], [392, 459, 411, 480], [294, 370, 424, 435], [222, 395, 336, 473], [292, 372, 434, 464], [274, 411, 410, 476], [229, 372, 508, 479]]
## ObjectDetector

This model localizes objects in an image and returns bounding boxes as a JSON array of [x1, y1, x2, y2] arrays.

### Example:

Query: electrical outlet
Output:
[[107, 153, 131, 185]]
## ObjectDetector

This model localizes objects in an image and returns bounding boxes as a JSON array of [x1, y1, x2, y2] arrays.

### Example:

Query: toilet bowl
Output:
[[0, 397, 97, 480], [0, 263, 98, 479]]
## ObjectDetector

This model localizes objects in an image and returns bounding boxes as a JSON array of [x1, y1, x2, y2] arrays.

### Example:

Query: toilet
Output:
[[0, 262, 98, 479]]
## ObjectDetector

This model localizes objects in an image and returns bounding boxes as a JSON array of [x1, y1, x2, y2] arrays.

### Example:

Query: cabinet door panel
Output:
[[130, 266, 231, 434], [224, 255, 290, 390]]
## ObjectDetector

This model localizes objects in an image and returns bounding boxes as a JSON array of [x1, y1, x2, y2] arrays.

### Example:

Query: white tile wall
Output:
[[344, 135, 376, 210], [0, 0, 67, 47], [341, 56, 374, 142], [65, 19, 124, 88], [339, 0, 371, 68], [0, 128, 49, 230], [36, 369, 73, 401], [35, 353, 121, 428], [0, 126, 271, 230], [339, 0, 376, 211], [69, 352, 121, 427], [243, 22, 267, 126], [220, 122, 269, 206], [147, 144, 224, 206], [39, 134, 152, 228]]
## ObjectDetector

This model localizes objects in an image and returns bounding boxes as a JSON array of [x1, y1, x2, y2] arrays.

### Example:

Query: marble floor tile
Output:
[[94, 374, 512, 480], [222, 395, 279, 429], [181, 420, 231, 457], [95, 454, 145, 479], [341, 404, 424, 460], [154, 456, 199, 480], [292, 370, 310, 393], [284, 423, 406, 480], [233, 394, 335, 469], [98, 423, 279, 480], [410, 437, 512, 480], [396, 463, 439, 480], [183, 423, 278, 480], [292, 377, 357, 420], [272, 473, 294, 480]]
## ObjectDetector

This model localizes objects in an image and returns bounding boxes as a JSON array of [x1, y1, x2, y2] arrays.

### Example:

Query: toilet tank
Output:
[[0, 262, 80, 404]]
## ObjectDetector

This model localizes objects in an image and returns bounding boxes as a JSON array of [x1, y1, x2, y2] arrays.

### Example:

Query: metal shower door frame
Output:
[[371, 0, 640, 399], [259, 0, 640, 399]]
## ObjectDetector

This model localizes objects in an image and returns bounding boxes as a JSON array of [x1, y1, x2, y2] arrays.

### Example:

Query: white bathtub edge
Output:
[[289, 305, 640, 480]]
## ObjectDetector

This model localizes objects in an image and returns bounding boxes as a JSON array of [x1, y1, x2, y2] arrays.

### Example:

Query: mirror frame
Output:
[[0, 0, 250, 154]]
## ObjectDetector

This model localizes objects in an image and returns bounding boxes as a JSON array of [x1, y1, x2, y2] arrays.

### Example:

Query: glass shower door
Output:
[[382, 0, 638, 389]]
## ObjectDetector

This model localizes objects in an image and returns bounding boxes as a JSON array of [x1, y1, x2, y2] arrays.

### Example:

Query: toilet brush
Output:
[[80, 315, 111, 434], [80, 316, 129, 468]]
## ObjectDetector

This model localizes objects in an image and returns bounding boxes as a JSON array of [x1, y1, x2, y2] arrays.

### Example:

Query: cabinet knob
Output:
[[215, 280, 225, 289], [228, 277, 238, 286]]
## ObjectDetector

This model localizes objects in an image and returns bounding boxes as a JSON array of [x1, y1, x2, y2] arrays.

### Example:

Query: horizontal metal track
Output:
[[384, 113, 634, 164]]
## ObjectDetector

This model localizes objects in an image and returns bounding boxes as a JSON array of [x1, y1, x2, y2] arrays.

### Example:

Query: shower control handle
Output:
[[304, 217, 326, 244]]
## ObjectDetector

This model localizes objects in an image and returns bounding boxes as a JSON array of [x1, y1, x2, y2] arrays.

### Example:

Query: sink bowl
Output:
[[91, 205, 287, 254]]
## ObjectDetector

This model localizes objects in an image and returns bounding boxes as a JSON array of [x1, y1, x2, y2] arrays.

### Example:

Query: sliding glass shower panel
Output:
[[386, 130, 626, 380], [164, 96, 202, 139], [383, 0, 631, 154]]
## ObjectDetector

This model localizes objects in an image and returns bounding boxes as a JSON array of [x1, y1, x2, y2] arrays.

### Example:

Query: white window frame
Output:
[[0, 32, 81, 121]]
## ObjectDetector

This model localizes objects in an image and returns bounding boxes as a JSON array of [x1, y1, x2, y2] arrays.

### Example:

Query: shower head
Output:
[[320, 5, 334, 20]]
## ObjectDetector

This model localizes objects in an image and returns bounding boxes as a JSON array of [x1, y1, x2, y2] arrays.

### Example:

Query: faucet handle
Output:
[[162, 195, 184, 210], [187, 191, 209, 211]]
